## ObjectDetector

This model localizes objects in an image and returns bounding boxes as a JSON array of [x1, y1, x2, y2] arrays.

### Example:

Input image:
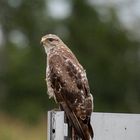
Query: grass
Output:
[[0, 113, 46, 140]]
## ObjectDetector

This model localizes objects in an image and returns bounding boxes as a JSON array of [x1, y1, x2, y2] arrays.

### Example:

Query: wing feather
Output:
[[48, 53, 93, 140]]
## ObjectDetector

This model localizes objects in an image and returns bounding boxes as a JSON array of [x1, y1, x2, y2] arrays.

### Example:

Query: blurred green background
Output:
[[0, 0, 140, 139]]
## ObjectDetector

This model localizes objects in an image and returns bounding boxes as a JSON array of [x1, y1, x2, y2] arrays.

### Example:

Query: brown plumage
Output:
[[41, 34, 94, 140]]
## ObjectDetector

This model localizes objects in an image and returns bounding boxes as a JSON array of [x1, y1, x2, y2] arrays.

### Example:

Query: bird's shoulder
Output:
[[48, 46, 91, 97], [48, 46, 85, 79], [48, 46, 78, 63]]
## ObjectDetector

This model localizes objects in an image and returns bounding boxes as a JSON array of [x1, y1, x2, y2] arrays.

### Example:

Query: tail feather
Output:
[[88, 120, 94, 139], [60, 102, 92, 140]]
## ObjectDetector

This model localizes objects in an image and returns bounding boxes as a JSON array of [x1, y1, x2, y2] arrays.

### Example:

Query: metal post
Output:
[[48, 111, 68, 140], [48, 111, 140, 140]]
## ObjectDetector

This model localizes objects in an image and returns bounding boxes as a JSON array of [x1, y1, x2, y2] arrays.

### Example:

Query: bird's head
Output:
[[41, 34, 63, 52]]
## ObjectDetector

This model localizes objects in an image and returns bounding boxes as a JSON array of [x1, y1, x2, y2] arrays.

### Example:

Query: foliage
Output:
[[0, 0, 140, 123], [0, 113, 45, 140]]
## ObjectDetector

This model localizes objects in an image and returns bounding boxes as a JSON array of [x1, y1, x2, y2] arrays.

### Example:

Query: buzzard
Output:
[[41, 34, 94, 140]]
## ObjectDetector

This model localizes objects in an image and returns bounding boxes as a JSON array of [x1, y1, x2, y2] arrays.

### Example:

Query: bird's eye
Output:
[[48, 38, 54, 42]]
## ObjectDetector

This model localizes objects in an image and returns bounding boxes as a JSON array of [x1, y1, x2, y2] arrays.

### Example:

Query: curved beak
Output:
[[40, 36, 46, 45]]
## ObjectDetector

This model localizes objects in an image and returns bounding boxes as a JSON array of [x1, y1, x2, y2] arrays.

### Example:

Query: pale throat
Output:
[[44, 45, 56, 54]]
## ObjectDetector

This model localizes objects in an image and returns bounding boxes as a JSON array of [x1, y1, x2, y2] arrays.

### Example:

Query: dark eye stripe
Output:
[[48, 38, 54, 42]]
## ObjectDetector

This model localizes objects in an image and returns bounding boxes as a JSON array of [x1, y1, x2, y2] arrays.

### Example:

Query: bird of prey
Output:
[[41, 34, 94, 140]]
